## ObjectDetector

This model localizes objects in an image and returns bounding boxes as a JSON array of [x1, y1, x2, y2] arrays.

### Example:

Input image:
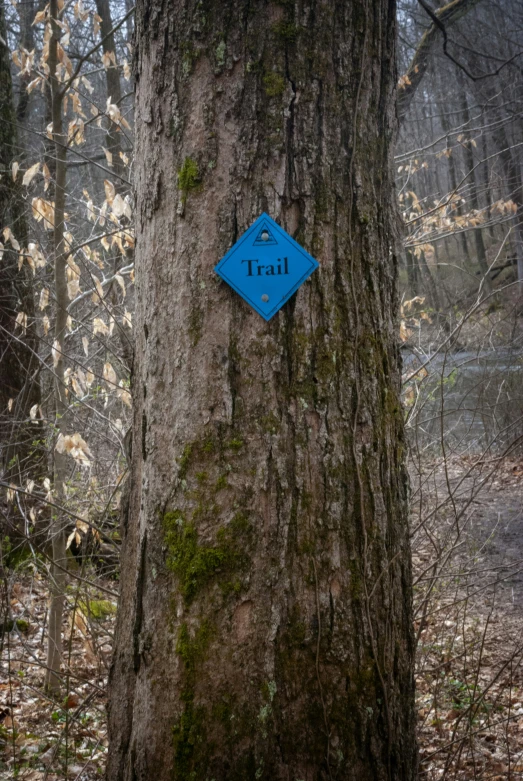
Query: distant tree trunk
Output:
[[94, 0, 134, 373], [108, 2, 417, 780], [44, 0, 69, 695], [418, 249, 441, 311], [494, 126, 523, 284], [94, 0, 126, 186], [457, 81, 491, 290], [16, 0, 36, 126], [438, 91, 470, 264], [481, 131, 495, 240], [405, 249, 421, 297], [0, 1, 45, 486]]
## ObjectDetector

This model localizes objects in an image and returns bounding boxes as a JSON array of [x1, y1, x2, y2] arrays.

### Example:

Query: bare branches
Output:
[[398, 0, 483, 122]]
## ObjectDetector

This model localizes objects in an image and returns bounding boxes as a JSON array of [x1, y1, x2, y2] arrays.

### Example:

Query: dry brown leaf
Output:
[[103, 361, 117, 386], [22, 162, 40, 186]]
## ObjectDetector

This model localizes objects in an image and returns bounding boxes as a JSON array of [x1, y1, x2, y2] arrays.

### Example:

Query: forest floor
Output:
[[414, 454, 523, 780], [0, 457, 522, 779]]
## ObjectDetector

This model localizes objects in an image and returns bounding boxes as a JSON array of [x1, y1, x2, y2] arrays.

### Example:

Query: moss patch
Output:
[[163, 511, 250, 604], [173, 621, 214, 778], [1, 618, 29, 633], [263, 72, 285, 97], [271, 19, 298, 42], [177, 157, 201, 205], [78, 599, 117, 620], [215, 39, 226, 68]]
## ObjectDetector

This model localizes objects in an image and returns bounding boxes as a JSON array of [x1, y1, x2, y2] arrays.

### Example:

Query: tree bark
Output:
[[108, 2, 417, 780]]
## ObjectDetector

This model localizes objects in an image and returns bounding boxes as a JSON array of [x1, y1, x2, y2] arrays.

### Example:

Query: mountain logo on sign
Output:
[[253, 221, 278, 246]]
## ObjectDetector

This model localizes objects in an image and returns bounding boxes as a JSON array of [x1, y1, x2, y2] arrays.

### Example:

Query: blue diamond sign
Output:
[[214, 213, 319, 321]]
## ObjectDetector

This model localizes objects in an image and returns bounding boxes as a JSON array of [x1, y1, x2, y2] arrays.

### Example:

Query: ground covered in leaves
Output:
[[0, 571, 115, 780], [414, 455, 523, 780], [1, 457, 522, 779]]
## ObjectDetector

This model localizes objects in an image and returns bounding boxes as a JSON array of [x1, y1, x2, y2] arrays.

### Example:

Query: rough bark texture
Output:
[[108, 1, 417, 779]]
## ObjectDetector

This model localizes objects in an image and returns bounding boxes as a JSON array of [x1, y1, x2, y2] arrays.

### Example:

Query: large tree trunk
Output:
[[107, 2, 417, 780]]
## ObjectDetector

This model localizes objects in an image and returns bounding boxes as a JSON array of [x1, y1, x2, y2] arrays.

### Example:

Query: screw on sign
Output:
[[214, 213, 319, 320]]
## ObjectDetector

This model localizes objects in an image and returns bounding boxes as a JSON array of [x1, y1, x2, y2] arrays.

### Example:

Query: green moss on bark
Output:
[[163, 511, 250, 604], [178, 157, 201, 204], [173, 621, 214, 778], [271, 19, 298, 42], [263, 72, 285, 97]]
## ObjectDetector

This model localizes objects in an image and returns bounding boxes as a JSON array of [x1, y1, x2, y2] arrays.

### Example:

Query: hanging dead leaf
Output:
[[22, 162, 40, 186], [93, 317, 109, 336], [81, 75, 94, 94], [3, 227, 20, 251], [102, 50, 116, 70], [39, 288, 49, 310], [104, 179, 116, 205], [114, 274, 126, 298], [91, 275, 104, 303], [52, 339, 61, 367], [117, 387, 132, 408], [28, 242, 46, 267], [32, 8, 47, 24], [67, 278, 81, 299], [103, 362, 117, 386], [15, 312, 28, 333], [93, 12, 102, 36], [55, 432, 92, 466], [32, 197, 55, 229]]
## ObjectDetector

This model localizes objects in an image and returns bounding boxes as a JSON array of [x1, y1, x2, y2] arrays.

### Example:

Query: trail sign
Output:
[[214, 213, 319, 321]]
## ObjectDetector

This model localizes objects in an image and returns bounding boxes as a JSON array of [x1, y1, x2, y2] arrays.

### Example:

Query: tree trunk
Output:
[[457, 80, 491, 291], [0, 1, 45, 487], [94, 0, 127, 186], [494, 125, 523, 284], [16, 0, 36, 126], [437, 89, 470, 265], [44, 0, 69, 695], [107, 2, 417, 780]]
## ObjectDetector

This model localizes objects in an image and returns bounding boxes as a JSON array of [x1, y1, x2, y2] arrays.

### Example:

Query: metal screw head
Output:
[[261, 230, 269, 241], [261, 294, 269, 302]]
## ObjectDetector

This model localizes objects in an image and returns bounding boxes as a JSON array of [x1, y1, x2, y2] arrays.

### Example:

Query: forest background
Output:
[[0, 0, 523, 778]]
